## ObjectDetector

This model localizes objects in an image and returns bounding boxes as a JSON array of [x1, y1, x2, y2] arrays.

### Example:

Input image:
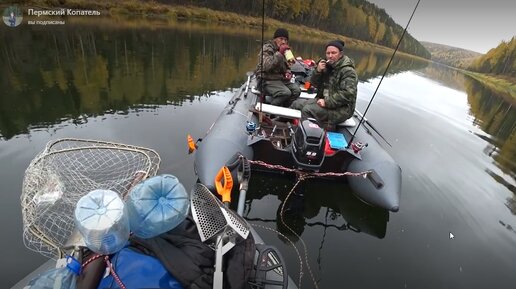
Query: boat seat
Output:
[[298, 92, 356, 127], [337, 118, 356, 127], [251, 86, 261, 95], [299, 91, 317, 99], [253, 87, 316, 103], [251, 86, 274, 104], [253, 88, 317, 100], [254, 103, 301, 119], [252, 87, 354, 125]]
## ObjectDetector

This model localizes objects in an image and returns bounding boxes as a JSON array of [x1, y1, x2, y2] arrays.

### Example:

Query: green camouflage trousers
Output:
[[263, 80, 301, 107], [290, 98, 352, 127]]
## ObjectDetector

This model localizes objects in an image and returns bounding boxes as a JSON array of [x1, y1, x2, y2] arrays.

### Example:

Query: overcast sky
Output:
[[366, 0, 516, 54]]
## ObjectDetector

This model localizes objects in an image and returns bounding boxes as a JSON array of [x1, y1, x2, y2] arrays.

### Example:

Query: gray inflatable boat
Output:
[[194, 73, 401, 212]]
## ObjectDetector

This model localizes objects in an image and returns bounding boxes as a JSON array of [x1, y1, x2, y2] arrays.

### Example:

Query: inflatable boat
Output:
[[194, 72, 402, 212], [15, 139, 298, 289]]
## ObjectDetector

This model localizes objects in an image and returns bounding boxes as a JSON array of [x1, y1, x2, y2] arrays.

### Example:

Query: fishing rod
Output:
[[348, 0, 421, 147], [354, 109, 392, 146], [259, 0, 265, 94], [257, 0, 265, 120]]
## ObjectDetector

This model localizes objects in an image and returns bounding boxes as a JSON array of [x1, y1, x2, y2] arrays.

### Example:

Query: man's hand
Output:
[[279, 44, 290, 55], [317, 98, 326, 107], [316, 60, 327, 73]]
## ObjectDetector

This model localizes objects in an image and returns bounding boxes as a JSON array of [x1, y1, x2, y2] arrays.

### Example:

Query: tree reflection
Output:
[[467, 77, 516, 215], [0, 16, 426, 140], [419, 63, 516, 213]]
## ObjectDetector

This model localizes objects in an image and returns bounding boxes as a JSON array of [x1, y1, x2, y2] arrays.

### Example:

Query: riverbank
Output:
[[15, 0, 419, 59], [461, 70, 516, 102]]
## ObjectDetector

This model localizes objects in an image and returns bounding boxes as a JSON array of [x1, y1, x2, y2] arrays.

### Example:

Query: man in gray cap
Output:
[[255, 28, 300, 107], [290, 39, 358, 130]]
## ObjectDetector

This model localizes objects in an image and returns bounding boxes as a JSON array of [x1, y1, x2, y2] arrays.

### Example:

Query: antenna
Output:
[[348, 0, 421, 147]]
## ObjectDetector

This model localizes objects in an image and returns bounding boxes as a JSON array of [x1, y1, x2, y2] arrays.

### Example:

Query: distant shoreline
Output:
[[9, 0, 421, 58], [7, 0, 514, 99], [461, 71, 516, 102]]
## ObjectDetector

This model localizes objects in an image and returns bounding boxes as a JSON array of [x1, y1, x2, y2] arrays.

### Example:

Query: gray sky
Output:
[[367, 0, 516, 54]]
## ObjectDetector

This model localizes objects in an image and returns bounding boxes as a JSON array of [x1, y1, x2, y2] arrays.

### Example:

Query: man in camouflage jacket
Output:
[[291, 40, 358, 128], [255, 28, 300, 107]]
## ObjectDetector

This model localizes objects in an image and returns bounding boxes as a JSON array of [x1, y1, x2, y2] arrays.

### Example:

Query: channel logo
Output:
[[3, 6, 23, 27]]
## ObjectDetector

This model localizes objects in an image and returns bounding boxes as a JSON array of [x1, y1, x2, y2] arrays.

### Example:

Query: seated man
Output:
[[290, 40, 358, 130], [255, 28, 301, 107]]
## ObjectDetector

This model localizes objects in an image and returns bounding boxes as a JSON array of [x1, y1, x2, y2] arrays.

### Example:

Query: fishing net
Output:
[[21, 138, 161, 259]]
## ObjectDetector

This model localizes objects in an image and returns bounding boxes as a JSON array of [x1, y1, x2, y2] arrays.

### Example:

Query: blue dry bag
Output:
[[97, 247, 184, 289]]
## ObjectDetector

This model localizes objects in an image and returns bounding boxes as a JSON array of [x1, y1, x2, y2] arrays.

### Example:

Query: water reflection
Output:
[[418, 63, 516, 214], [2, 15, 516, 289], [465, 78, 516, 214], [0, 18, 258, 139], [1, 16, 428, 140], [466, 81, 515, 175], [243, 173, 390, 241]]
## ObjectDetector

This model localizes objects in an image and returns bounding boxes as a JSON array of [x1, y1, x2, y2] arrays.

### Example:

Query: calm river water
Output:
[[1, 17, 515, 289]]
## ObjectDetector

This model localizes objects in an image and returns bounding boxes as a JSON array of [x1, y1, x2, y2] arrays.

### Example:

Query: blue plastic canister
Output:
[[74, 189, 129, 255], [126, 174, 190, 239]]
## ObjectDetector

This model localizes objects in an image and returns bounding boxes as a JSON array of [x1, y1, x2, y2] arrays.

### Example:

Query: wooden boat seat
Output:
[[299, 91, 317, 99], [299, 92, 356, 127], [254, 103, 301, 119], [251, 86, 261, 95], [337, 118, 356, 127], [252, 88, 355, 126], [251, 86, 274, 104]]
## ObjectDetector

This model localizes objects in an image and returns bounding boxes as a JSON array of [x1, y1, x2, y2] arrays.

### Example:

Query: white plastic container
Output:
[[126, 174, 190, 239], [74, 189, 129, 255]]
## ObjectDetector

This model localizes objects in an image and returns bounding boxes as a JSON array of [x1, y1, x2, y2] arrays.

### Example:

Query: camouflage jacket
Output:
[[255, 40, 289, 81], [311, 55, 358, 124]]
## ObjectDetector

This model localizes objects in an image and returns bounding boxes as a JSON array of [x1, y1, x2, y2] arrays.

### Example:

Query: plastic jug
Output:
[[25, 255, 80, 289], [74, 189, 129, 255], [126, 174, 190, 238]]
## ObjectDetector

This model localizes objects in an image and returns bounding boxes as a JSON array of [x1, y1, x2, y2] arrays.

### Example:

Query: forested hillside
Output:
[[155, 0, 431, 59], [469, 37, 516, 77], [421, 41, 481, 69]]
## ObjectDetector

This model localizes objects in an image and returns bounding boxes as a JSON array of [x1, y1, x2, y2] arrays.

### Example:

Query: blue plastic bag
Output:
[[25, 256, 80, 289]]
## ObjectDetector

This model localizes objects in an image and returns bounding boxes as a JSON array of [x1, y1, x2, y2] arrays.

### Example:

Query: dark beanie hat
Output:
[[273, 28, 289, 40], [326, 40, 345, 51]]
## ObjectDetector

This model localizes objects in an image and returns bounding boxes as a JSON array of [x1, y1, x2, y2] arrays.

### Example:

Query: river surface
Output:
[[1, 17, 515, 289]]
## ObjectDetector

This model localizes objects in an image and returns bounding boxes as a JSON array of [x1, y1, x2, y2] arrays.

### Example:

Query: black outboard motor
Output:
[[291, 118, 326, 171]]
